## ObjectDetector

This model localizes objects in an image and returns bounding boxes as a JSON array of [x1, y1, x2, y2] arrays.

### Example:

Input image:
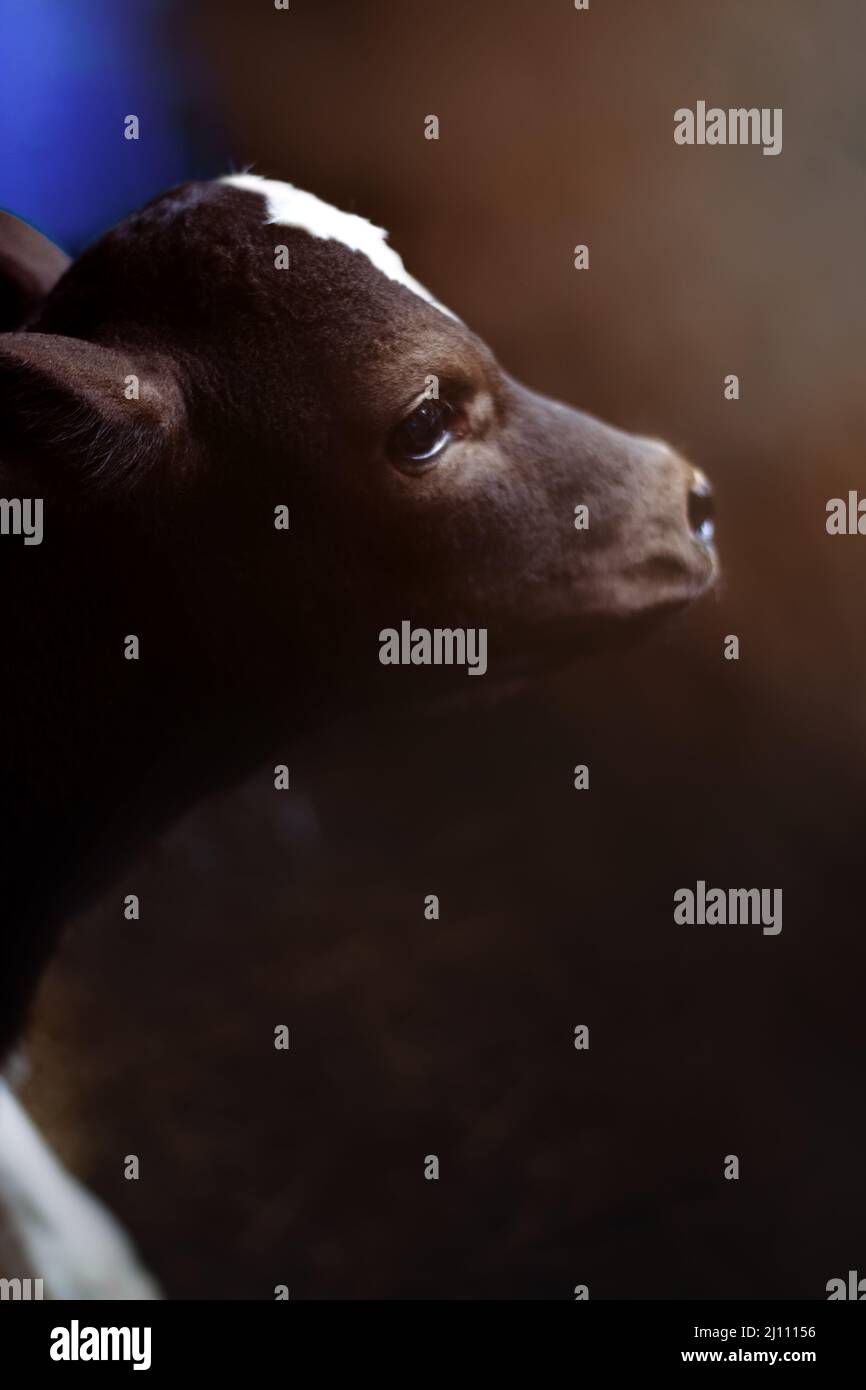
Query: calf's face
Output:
[[1, 176, 716, 709]]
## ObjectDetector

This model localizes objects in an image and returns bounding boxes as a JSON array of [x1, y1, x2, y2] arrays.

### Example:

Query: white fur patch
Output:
[[0, 1080, 160, 1299], [222, 173, 457, 320]]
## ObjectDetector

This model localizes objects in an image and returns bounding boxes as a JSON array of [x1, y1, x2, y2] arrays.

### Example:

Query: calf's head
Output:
[[1, 176, 716, 723]]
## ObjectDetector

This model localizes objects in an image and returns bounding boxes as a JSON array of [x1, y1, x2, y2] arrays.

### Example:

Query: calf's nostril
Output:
[[687, 474, 715, 542]]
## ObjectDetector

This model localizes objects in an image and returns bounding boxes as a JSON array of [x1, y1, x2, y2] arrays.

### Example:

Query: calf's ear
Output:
[[0, 212, 71, 329], [0, 332, 188, 492]]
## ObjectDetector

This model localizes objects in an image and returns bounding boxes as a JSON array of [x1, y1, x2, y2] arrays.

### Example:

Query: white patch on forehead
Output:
[[0, 1080, 160, 1297], [222, 173, 457, 321]]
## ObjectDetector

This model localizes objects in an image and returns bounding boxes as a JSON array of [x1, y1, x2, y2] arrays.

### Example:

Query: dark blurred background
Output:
[[8, 0, 866, 1297]]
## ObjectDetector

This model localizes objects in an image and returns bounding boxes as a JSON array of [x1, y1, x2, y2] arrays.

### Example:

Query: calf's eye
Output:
[[390, 398, 456, 469]]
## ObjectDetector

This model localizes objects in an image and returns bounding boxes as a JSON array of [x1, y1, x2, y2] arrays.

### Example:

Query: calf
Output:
[[0, 174, 716, 1295]]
